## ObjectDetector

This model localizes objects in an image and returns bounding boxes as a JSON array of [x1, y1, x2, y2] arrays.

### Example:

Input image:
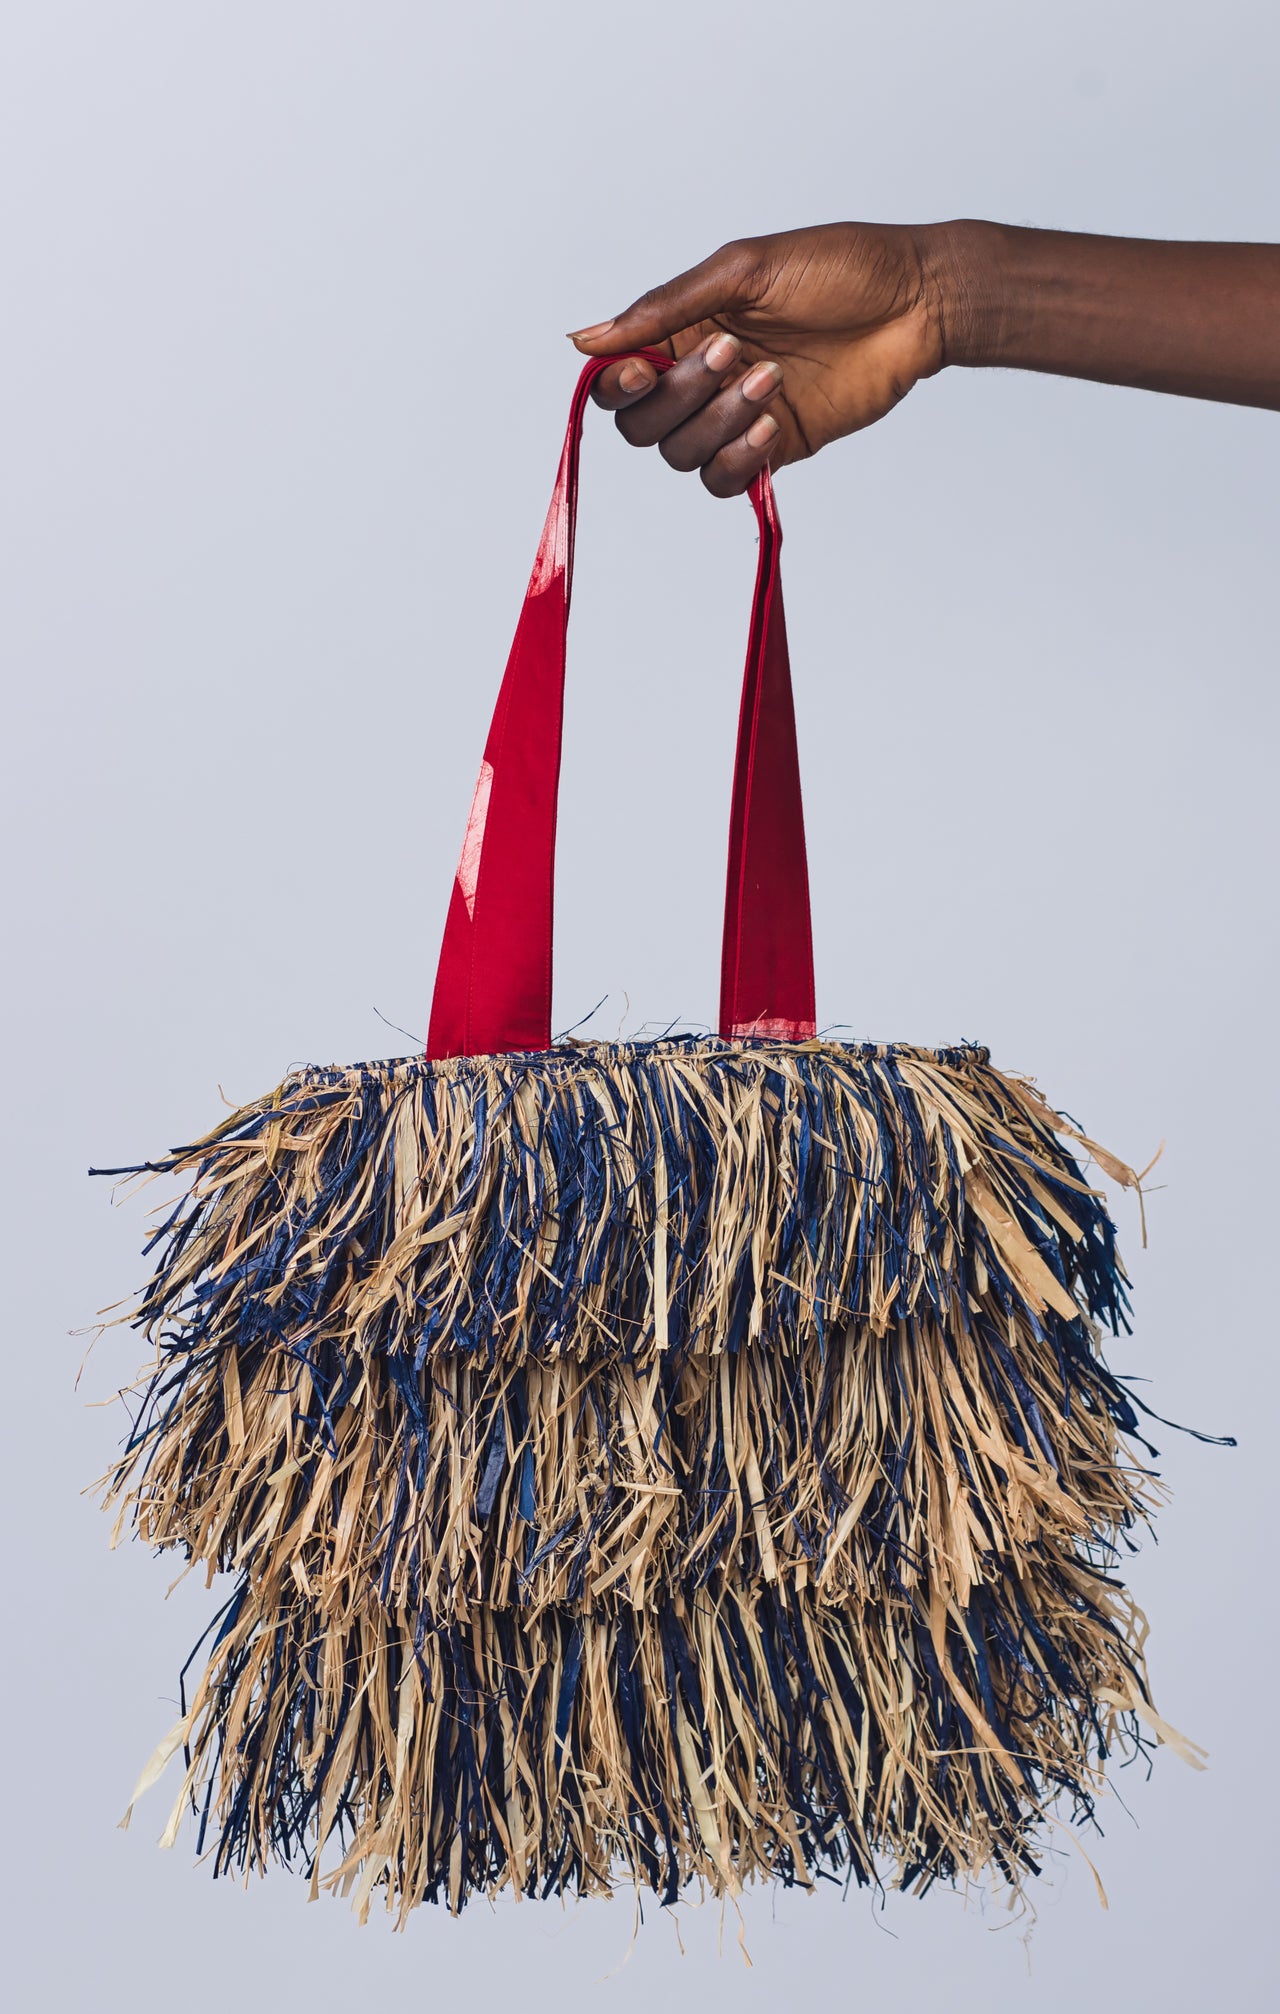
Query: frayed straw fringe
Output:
[[128, 1566, 1158, 1924], [97, 1036, 1179, 1914]]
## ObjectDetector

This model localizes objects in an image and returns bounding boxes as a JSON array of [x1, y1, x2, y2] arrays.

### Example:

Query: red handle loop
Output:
[[426, 353, 816, 1060]]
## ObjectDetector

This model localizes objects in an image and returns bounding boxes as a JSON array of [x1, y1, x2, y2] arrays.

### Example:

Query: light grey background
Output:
[[2, 2, 1275, 2007]]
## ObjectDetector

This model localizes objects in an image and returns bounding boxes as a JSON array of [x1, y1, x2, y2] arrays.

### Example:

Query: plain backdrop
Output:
[[2, 3, 1276, 2009]]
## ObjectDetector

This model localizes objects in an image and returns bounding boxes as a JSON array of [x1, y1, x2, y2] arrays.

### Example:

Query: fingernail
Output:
[[568, 319, 616, 343], [745, 413, 779, 449], [742, 361, 782, 401], [618, 360, 653, 394], [704, 332, 741, 371]]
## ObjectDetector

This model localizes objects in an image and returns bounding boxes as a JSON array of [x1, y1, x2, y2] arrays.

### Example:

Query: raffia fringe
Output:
[[126, 1565, 1155, 1924], [98, 1036, 1173, 1913]]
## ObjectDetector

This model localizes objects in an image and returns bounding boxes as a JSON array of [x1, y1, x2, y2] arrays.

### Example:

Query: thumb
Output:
[[568, 241, 756, 352]]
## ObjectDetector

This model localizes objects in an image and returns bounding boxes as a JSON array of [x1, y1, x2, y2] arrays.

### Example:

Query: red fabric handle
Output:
[[426, 354, 816, 1060]]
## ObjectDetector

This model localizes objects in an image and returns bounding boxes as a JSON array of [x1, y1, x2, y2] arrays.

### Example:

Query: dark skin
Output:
[[569, 221, 1280, 497]]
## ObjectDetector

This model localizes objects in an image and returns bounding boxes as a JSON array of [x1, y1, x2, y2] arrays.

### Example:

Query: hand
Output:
[[568, 223, 957, 497], [571, 222, 1280, 498]]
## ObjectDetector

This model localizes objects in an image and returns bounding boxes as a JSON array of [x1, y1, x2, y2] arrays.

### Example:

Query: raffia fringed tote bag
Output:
[[100, 354, 1205, 1921]]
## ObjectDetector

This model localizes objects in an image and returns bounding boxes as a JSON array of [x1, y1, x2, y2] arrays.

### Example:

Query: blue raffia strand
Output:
[[97, 1035, 1226, 1920]]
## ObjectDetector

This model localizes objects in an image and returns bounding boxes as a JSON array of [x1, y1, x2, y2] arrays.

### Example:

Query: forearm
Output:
[[927, 220, 1280, 409]]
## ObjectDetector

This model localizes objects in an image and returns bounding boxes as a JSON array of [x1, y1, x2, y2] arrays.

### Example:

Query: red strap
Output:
[[426, 354, 816, 1060]]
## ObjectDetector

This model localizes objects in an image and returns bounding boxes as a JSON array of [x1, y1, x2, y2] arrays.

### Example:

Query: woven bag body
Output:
[[102, 359, 1174, 1919]]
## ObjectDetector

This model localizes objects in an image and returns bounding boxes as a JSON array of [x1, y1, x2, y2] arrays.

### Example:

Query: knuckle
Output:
[[701, 461, 738, 499], [614, 407, 651, 447], [716, 236, 763, 290], [634, 280, 672, 318], [659, 433, 701, 473]]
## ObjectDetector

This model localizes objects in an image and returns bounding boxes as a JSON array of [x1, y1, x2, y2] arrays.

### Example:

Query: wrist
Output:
[[900, 223, 1280, 409], [915, 219, 1008, 369]]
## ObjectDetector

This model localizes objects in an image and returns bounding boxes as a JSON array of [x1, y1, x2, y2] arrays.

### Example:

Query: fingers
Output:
[[567, 239, 758, 354], [657, 359, 783, 471], [647, 350, 785, 497], [589, 353, 662, 411], [700, 411, 780, 498], [586, 334, 785, 497], [612, 332, 746, 445]]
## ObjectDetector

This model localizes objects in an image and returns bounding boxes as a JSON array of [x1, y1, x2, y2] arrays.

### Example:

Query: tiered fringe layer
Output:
[[100, 1037, 1172, 1917]]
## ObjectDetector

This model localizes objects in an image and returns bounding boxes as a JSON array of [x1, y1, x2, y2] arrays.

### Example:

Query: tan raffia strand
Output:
[[100, 1036, 1187, 1912]]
